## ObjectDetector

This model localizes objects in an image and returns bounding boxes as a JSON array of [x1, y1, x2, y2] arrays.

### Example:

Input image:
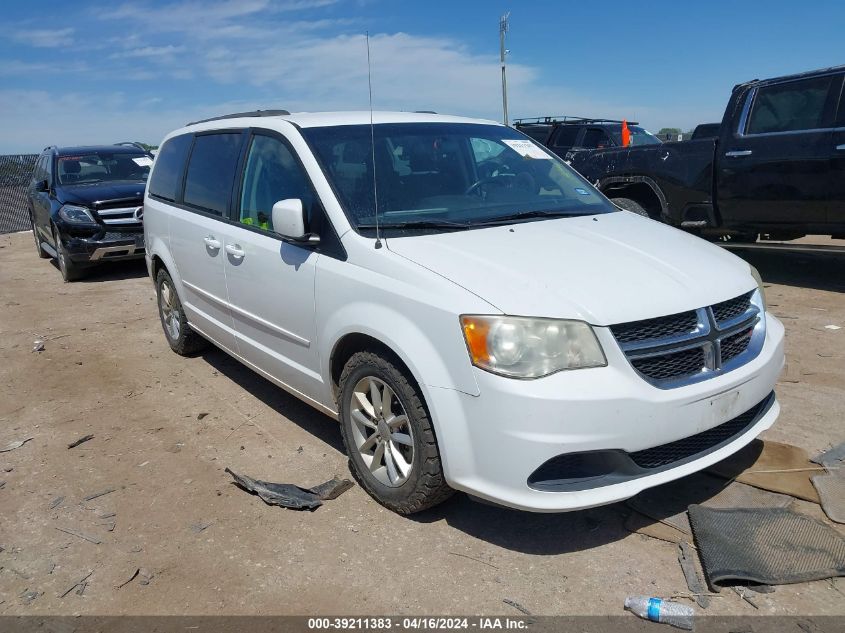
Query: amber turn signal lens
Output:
[[461, 316, 490, 364]]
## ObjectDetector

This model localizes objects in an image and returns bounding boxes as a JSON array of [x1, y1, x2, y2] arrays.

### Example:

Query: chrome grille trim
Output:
[[96, 206, 142, 225], [611, 290, 766, 389]]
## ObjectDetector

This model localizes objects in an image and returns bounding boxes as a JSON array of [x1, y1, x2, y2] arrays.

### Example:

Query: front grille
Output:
[[630, 394, 772, 469], [720, 327, 753, 364], [712, 291, 753, 325], [611, 291, 762, 388], [611, 311, 699, 344], [630, 347, 706, 382]]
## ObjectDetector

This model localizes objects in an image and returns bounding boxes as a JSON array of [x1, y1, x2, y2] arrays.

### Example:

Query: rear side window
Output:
[[183, 133, 243, 216], [552, 126, 580, 148], [581, 128, 613, 149], [149, 134, 192, 202], [747, 75, 834, 134], [518, 126, 551, 143]]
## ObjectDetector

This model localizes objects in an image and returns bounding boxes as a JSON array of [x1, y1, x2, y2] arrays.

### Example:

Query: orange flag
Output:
[[621, 119, 631, 147]]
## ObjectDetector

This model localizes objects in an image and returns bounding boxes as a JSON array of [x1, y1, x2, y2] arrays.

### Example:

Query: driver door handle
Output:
[[203, 236, 221, 249], [225, 243, 245, 258]]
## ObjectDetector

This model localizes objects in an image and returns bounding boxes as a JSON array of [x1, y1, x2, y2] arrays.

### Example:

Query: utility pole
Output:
[[499, 12, 510, 126]]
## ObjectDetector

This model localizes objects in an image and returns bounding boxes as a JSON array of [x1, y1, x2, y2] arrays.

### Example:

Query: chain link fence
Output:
[[1, 154, 38, 234]]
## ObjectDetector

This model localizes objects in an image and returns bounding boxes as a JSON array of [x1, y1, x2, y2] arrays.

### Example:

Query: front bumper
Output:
[[61, 229, 145, 264], [426, 313, 785, 512]]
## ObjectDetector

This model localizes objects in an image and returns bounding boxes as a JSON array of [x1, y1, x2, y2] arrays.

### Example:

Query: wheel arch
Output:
[[600, 175, 669, 222]]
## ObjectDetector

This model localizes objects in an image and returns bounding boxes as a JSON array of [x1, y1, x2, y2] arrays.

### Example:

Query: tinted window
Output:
[[552, 126, 580, 148], [239, 135, 313, 232], [581, 128, 612, 149], [183, 133, 242, 215], [747, 76, 833, 134], [149, 134, 192, 202], [517, 126, 551, 142]]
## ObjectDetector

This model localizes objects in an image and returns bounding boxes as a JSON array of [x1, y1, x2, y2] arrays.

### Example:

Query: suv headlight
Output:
[[58, 204, 96, 224], [750, 265, 767, 311], [460, 315, 606, 378]]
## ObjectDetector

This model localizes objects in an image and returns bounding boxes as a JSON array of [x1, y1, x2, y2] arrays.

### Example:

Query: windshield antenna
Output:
[[366, 31, 382, 249]]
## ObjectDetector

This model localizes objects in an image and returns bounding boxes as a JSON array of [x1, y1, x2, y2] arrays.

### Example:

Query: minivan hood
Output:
[[386, 212, 755, 326], [58, 182, 146, 207]]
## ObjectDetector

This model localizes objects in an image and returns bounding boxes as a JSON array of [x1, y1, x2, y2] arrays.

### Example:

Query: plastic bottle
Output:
[[624, 596, 695, 630]]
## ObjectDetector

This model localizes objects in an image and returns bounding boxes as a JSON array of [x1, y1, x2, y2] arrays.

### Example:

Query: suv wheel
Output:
[[611, 197, 650, 219], [155, 268, 208, 355], [338, 351, 453, 514], [31, 213, 49, 259], [53, 226, 84, 281]]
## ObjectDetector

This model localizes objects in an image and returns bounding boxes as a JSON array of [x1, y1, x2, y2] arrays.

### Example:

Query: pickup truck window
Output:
[[552, 126, 580, 148], [582, 128, 612, 149], [303, 123, 615, 232], [746, 75, 833, 135]]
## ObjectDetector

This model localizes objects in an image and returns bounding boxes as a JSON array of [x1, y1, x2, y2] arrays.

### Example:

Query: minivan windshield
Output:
[[302, 123, 616, 232], [57, 152, 152, 186]]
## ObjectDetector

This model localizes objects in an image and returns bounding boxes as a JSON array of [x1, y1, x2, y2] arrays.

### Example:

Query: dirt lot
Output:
[[0, 230, 843, 616]]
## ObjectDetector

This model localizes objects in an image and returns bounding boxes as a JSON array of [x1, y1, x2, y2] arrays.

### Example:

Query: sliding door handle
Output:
[[725, 150, 753, 157], [225, 243, 245, 258], [203, 236, 221, 249]]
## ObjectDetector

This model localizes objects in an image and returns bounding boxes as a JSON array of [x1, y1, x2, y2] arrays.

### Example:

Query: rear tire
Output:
[[31, 213, 49, 259], [53, 226, 84, 281], [155, 268, 208, 355], [338, 350, 453, 514], [611, 197, 649, 218]]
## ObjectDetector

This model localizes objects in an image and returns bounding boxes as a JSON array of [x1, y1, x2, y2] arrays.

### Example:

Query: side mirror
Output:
[[35, 179, 49, 192], [271, 198, 320, 245]]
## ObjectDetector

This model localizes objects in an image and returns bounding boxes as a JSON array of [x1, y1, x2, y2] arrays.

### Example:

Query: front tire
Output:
[[338, 351, 453, 514], [611, 197, 650, 218], [54, 226, 84, 281], [155, 268, 208, 355]]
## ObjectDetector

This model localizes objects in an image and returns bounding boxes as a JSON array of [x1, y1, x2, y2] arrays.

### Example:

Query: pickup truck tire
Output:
[[338, 350, 453, 514], [53, 225, 84, 282], [610, 197, 649, 218], [155, 268, 208, 355]]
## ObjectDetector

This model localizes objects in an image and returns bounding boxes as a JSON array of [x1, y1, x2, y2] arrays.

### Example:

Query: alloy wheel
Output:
[[349, 376, 415, 487], [159, 279, 181, 341]]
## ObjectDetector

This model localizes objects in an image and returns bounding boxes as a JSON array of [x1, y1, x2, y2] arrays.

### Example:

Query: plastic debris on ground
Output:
[[708, 439, 821, 503], [225, 468, 354, 510], [688, 505, 845, 588], [624, 596, 694, 630], [812, 474, 845, 524], [812, 441, 845, 469], [0, 437, 33, 453], [67, 434, 94, 449]]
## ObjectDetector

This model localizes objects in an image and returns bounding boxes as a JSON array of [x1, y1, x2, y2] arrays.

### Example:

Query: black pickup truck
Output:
[[528, 65, 845, 241]]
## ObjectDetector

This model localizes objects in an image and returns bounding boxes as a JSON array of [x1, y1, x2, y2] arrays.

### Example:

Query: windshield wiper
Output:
[[472, 210, 590, 226], [357, 219, 471, 230]]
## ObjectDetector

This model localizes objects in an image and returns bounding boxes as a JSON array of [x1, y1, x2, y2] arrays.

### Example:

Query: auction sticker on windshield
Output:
[[502, 139, 551, 159], [132, 156, 153, 167]]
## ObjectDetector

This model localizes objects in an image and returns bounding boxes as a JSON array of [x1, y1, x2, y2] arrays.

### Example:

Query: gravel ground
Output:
[[0, 230, 843, 616]]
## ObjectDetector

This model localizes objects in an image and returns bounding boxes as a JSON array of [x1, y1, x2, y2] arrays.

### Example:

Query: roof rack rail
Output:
[[513, 115, 638, 126], [114, 141, 149, 151], [414, 110, 437, 114], [186, 109, 291, 126]]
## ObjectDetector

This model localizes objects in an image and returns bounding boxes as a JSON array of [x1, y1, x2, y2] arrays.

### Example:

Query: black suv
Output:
[[514, 116, 662, 160], [28, 143, 153, 281]]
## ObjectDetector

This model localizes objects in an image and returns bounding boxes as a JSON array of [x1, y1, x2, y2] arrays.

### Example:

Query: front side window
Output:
[[56, 151, 152, 186], [183, 133, 243, 216], [746, 76, 834, 134], [238, 134, 313, 232], [302, 123, 615, 233], [149, 134, 192, 202], [552, 126, 580, 148]]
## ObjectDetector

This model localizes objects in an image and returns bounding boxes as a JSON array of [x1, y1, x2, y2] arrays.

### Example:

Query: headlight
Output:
[[460, 315, 606, 378], [749, 265, 767, 311], [58, 204, 96, 224]]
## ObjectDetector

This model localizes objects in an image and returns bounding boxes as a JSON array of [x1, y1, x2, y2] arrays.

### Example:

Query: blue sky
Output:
[[1, 0, 841, 152]]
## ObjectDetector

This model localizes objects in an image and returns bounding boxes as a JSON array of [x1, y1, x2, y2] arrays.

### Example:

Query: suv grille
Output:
[[611, 291, 763, 388], [630, 393, 772, 469]]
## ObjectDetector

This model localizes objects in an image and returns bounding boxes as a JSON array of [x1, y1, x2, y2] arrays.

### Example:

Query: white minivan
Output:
[[144, 110, 784, 514]]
